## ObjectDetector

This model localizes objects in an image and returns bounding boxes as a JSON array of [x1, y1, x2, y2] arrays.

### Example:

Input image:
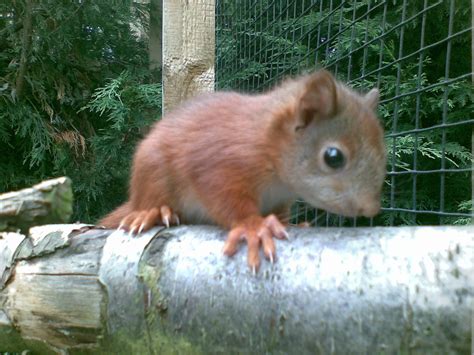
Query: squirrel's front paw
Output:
[[118, 205, 180, 236], [222, 214, 289, 274]]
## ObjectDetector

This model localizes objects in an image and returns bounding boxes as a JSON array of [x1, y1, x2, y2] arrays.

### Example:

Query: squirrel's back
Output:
[[100, 70, 386, 229]]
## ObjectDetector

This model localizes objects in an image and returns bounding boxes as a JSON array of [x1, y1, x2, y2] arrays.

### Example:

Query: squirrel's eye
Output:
[[324, 147, 345, 169]]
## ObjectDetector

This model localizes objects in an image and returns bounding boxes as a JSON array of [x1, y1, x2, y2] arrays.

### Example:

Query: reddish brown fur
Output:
[[99, 70, 386, 271], [101, 92, 291, 228]]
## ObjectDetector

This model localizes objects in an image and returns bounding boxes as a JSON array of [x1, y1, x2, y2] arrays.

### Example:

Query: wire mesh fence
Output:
[[215, 0, 473, 227]]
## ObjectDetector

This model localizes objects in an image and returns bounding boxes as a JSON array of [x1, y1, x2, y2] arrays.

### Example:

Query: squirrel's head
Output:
[[275, 70, 386, 218]]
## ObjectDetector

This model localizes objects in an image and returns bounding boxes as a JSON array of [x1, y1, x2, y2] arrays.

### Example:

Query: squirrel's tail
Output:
[[98, 201, 132, 228]]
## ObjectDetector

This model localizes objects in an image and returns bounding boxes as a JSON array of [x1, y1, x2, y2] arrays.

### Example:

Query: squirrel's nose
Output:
[[357, 197, 381, 218]]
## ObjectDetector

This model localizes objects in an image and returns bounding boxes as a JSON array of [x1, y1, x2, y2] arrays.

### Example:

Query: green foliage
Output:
[[74, 71, 161, 221], [1, 0, 471, 227], [0, 1, 161, 223], [217, 0, 473, 226], [387, 135, 471, 171], [81, 70, 162, 130]]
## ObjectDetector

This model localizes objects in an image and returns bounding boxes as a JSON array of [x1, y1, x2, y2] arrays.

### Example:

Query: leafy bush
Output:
[[0, 1, 161, 222]]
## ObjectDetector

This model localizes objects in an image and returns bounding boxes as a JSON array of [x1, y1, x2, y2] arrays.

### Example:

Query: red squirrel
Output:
[[99, 70, 386, 272]]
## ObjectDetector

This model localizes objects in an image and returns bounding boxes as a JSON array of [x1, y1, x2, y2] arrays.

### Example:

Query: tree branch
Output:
[[14, 0, 34, 100]]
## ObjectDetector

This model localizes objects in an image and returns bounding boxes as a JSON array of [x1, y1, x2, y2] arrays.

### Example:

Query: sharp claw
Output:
[[128, 226, 137, 237], [138, 223, 145, 234], [269, 253, 274, 264], [163, 216, 170, 228], [282, 230, 290, 240], [252, 266, 257, 276], [117, 222, 124, 231], [175, 216, 180, 226]]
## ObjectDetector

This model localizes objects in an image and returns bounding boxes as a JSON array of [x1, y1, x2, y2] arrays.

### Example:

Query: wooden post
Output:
[[162, 0, 215, 114]]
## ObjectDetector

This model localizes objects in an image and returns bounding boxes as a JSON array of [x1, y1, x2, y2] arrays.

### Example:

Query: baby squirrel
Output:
[[99, 70, 386, 272]]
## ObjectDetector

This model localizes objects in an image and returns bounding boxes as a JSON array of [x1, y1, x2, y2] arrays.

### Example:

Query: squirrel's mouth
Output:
[[315, 199, 381, 218]]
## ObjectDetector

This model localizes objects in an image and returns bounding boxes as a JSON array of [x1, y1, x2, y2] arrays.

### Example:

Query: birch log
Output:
[[162, 0, 215, 114], [0, 177, 73, 233], [1, 225, 473, 353]]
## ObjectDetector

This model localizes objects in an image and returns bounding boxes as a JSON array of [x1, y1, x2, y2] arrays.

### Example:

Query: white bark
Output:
[[1, 225, 473, 353]]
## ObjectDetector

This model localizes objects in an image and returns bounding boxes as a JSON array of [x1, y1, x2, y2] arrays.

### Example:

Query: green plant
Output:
[[0, 1, 161, 223]]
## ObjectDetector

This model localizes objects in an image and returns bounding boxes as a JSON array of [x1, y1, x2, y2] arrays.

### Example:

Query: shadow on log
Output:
[[1, 225, 473, 353]]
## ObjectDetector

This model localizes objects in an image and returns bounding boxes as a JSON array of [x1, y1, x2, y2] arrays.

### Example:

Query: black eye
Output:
[[324, 147, 345, 169]]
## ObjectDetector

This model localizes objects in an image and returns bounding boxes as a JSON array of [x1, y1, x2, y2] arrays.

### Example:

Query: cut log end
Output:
[[0, 177, 73, 233]]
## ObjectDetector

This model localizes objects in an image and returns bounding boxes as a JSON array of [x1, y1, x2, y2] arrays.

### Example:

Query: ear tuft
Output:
[[365, 88, 379, 110], [297, 70, 337, 129]]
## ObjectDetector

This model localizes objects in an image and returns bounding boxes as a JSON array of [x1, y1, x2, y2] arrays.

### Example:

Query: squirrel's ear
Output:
[[365, 88, 379, 110], [296, 70, 338, 130]]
